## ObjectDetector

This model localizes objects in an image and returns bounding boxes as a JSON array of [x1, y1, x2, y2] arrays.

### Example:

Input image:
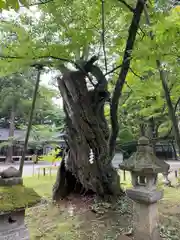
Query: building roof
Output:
[[0, 128, 65, 142], [0, 128, 23, 141]]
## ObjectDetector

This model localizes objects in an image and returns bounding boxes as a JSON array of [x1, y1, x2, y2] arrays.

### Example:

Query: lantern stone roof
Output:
[[0, 184, 41, 214], [0, 167, 40, 214], [119, 137, 169, 174]]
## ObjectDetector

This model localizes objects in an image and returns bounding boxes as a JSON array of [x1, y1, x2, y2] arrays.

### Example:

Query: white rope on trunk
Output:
[[89, 149, 94, 164]]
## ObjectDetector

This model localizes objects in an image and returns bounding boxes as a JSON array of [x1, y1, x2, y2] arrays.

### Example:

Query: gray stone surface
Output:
[[0, 210, 29, 240], [126, 188, 163, 204], [119, 137, 169, 174], [0, 225, 29, 240], [133, 202, 161, 240], [122, 137, 164, 240], [0, 167, 20, 179], [0, 177, 23, 186]]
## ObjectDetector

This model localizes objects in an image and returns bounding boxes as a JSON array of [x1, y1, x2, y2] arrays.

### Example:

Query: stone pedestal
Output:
[[0, 167, 41, 240], [0, 210, 29, 240], [133, 202, 160, 240], [0, 225, 29, 240], [119, 137, 169, 240], [0, 177, 23, 186], [127, 188, 163, 240]]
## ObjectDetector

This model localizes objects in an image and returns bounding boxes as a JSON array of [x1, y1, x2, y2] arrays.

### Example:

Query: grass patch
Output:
[[24, 175, 56, 198], [159, 186, 180, 240]]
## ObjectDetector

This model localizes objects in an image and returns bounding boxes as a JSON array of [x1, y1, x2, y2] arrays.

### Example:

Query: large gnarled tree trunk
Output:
[[53, 62, 121, 200], [53, 0, 147, 200]]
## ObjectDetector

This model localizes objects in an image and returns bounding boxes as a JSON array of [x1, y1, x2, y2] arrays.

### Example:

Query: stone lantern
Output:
[[0, 167, 41, 240], [120, 137, 169, 240]]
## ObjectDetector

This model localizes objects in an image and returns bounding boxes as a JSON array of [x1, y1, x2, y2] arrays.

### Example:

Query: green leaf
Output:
[[0, 0, 7, 10], [6, 0, 20, 10]]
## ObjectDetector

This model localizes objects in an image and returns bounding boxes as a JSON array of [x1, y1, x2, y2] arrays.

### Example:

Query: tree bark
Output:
[[19, 65, 43, 176], [109, 0, 147, 157], [156, 60, 180, 156], [53, 63, 122, 200], [6, 105, 15, 163], [139, 122, 146, 136]]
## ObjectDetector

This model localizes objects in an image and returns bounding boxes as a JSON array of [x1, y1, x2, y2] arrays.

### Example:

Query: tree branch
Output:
[[105, 64, 123, 76], [0, 54, 72, 64], [109, 0, 147, 158], [129, 67, 143, 79], [105, 56, 132, 77], [175, 97, 180, 114], [19, 66, 42, 176], [25, 0, 54, 7], [164, 97, 180, 139], [168, 81, 176, 93], [118, 0, 135, 12], [90, 65, 107, 90], [0, 54, 99, 89], [81, 44, 89, 61], [101, 0, 108, 73], [125, 81, 133, 91]]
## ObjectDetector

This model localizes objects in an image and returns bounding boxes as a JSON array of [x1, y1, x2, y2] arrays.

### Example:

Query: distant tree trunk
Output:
[[139, 122, 146, 136], [156, 60, 180, 156], [6, 105, 15, 163], [53, 62, 122, 200], [146, 118, 156, 152], [19, 65, 43, 176]]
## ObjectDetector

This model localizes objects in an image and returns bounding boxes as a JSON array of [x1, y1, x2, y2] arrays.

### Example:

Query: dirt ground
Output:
[[25, 174, 180, 240], [26, 194, 133, 240]]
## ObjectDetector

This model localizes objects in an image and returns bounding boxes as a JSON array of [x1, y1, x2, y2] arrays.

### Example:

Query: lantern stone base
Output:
[[127, 188, 163, 240]]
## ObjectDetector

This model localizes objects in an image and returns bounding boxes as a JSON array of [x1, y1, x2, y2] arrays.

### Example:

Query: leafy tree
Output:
[[0, 73, 35, 162], [0, 0, 156, 199], [24, 124, 60, 151], [103, 2, 180, 158], [0, 69, 64, 163], [134, 4, 180, 154]]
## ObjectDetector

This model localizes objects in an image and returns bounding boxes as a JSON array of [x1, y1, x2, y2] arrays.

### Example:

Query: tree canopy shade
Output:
[[0, 0, 179, 198]]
